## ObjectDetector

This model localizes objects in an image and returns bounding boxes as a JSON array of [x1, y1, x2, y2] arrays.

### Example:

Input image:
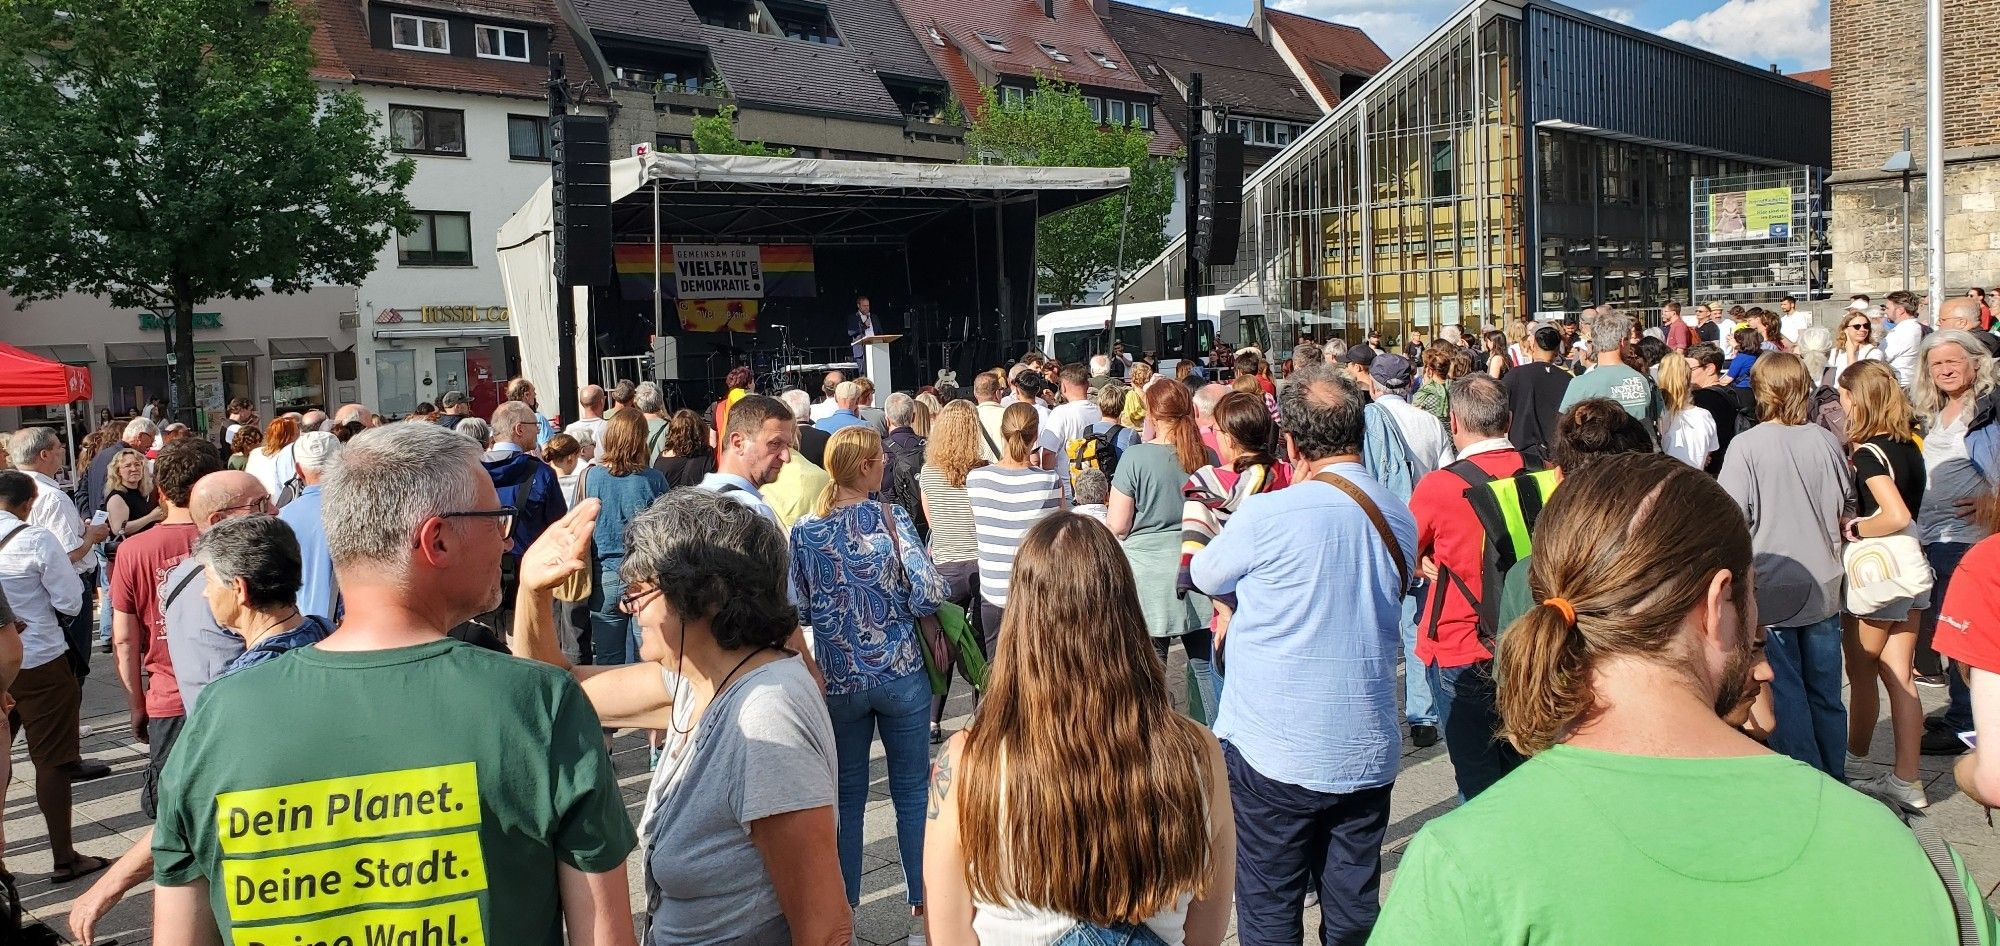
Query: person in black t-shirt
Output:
[[1686, 342, 1753, 475], [1502, 325, 1572, 462]]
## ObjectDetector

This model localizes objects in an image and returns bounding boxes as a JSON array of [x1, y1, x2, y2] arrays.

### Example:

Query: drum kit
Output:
[[693, 322, 857, 395]]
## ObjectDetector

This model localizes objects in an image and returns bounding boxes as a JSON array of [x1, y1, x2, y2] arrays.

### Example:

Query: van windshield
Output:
[[1049, 320, 1215, 364]]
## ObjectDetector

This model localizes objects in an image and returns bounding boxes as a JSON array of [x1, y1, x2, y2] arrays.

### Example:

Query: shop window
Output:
[[475, 25, 529, 62], [508, 115, 551, 161], [398, 211, 474, 266], [375, 349, 417, 417], [389, 105, 467, 156], [390, 13, 449, 53], [272, 358, 328, 413]]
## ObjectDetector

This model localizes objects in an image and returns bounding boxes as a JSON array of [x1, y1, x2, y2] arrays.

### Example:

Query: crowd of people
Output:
[[0, 289, 1994, 945]]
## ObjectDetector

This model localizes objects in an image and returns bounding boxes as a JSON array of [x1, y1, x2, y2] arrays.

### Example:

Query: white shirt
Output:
[[1780, 312, 1811, 346], [0, 512, 85, 670], [975, 401, 1007, 462], [1826, 344, 1885, 382], [1717, 318, 1739, 357], [1661, 407, 1720, 469], [1883, 318, 1924, 387], [243, 443, 299, 507], [26, 468, 96, 573], [563, 416, 608, 446], [1374, 393, 1455, 470], [1043, 399, 1103, 484], [808, 398, 838, 422]]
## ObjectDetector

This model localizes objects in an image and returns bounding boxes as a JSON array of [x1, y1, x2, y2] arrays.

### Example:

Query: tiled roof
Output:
[[1262, 7, 1388, 109], [1787, 68, 1830, 91], [308, 0, 601, 102], [1103, 0, 1320, 147], [702, 26, 908, 123], [824, 0, 945, 84], [567, 0, 704, 48], [893, 0, 1156, 95]]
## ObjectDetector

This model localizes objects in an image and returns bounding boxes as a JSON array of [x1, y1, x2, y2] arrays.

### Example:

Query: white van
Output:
[[1036, 295, 1269, 372]]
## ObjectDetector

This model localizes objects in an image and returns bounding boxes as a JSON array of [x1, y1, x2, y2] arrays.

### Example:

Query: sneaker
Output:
[[649, 746, 663, 770], [1410, 724, 1439, 749], [1858, 772, 1929, 809], [1844, 751, 1873, 782], [1915, 673, 1949, 689], [907, 909, 928, 946], [1922, 728, 1969, 756]]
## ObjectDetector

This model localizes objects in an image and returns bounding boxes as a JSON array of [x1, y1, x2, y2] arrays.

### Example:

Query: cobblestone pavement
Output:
[[10, 650, 2000, 943]]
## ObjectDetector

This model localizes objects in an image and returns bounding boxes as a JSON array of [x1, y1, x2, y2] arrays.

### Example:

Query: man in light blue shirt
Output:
[[698, 393, 794, 526], [276, 432, 340, 621], [814, 381, 868, 435], [1190, 364, 1415, 946]]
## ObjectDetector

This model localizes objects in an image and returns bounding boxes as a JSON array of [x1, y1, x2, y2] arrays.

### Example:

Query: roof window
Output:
[[1037, 42, 1070, 63], [1088, 50, 1118, 69], [976, 31, 1008, 52]]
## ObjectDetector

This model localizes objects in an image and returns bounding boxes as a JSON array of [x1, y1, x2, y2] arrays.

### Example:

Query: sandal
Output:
[[50, 855, 110, 884]]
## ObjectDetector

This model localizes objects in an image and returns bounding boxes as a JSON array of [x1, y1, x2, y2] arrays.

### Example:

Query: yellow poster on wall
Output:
[[675, 298, 759, 333], [1709, 187, 1793, 242]]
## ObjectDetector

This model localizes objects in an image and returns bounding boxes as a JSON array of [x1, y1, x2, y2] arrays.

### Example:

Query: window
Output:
[[1131, 102, 1149, 129], [389, 105, 466, 155], [1430, 139, 1455, 197], [1088, 50, 1118, 69], [1000, 85, 1025, 106], [1037, 42, 1069, 63], [1107, 100, 1125, 124], [1086, 96, 1101, 123], [390, 13, 450, 52], [928, 26, 944, 46], [976, 31, 1008, 51], [398, 211, 473, 266], [507, 114, 550, 160], [475, 25, 529, 61]]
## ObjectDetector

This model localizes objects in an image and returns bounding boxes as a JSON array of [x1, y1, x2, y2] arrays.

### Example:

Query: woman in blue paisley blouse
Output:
[[789, 425, 947, 921]]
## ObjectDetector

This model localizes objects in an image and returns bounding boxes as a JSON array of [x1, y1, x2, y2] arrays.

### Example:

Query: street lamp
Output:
[[1880, 128, 1913, 294]]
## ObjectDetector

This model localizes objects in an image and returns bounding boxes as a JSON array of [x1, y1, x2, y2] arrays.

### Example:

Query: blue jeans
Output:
[[1400, 592, 1435, 726], [1223, 741, 1391, 946], [97, 564, 115, 646], [1922, 542, 1975, 730], [825, 670, 930, 907], [588, 560, 634, 666], [1766, 615, 1847, 779], [1432, 660, 1522, 800]]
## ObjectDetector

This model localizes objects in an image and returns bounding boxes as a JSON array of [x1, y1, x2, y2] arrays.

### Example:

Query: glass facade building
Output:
[[1126, 0, 1829, 342]]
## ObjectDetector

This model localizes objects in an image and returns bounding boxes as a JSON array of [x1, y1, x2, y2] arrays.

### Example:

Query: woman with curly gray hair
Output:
[[510, 489, 850, 946]]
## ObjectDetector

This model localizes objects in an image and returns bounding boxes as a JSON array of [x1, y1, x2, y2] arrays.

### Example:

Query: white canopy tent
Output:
[[496, 153, 1129, 411]]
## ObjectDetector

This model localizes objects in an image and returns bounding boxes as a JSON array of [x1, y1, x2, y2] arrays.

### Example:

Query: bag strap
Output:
[[977, 415, 1003, 458], [1311, 471, 1410, 592], [0, 524, 28, 556], [162, 564, 207, 615]]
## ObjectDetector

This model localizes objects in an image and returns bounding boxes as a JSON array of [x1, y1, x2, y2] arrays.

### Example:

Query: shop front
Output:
[[367, 304, 512, 419]]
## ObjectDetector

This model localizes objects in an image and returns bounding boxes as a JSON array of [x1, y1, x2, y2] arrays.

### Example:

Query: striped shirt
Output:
[[965, 465, 1064, 608], [917, 466, 979, 565]]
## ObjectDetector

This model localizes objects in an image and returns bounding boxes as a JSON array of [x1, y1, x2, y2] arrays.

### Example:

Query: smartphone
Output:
[[90, 510, 109, 526]]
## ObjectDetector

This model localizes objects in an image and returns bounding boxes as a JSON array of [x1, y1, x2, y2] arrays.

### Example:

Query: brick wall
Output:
[[1830, 0, 2000, 172]]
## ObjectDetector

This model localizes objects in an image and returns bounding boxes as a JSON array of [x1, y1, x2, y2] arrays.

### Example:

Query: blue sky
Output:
[[1134, 0, 1830, 73]]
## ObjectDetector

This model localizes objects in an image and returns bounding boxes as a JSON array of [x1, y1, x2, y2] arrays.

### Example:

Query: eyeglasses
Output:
[[216, 497, 275, 516], [617, 584, 661, 615], [440, 508, 515, 534]]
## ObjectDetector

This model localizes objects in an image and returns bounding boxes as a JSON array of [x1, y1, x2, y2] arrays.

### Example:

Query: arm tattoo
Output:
[[927, 751, 954, 821]]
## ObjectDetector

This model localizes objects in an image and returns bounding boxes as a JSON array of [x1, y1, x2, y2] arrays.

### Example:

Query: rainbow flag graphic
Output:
[[615, 244, 816, 301]]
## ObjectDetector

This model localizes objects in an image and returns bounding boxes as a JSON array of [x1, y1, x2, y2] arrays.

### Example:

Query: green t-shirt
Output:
[[1112, 442, 1205, 536], [153, 639, 635, 946], [1558, 363, 1660, 423], [1373, 744, 1990, 945]]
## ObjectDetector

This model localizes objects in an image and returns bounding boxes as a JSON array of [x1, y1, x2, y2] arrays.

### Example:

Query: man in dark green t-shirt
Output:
[[151, 422, 637, 946]]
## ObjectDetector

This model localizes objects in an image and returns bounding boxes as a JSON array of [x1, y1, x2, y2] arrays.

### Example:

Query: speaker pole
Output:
[[1182, 72, 1203, 364], [549, 52, 579, 425]]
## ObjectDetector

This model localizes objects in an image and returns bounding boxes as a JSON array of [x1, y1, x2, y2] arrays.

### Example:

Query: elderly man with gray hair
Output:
[[815, 380, 867, 434], [12, 426, 112, 689], [1558, 308, 1660, 424], [146, 422, 639, 945], [636, 381, 669, 459], [276, 431, 342, 620]]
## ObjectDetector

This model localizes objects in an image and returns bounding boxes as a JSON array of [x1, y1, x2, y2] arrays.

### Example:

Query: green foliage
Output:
[[964, 76, 1177, 307], [0, 0, 414, 417], [691, 105, 795, 157]]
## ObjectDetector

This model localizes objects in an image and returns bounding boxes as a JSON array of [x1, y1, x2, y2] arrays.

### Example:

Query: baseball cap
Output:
[[440, 390, 470, 408], [1847, 299, 1871, 312], [1342, 344, 1378, 367], [294, 431, 342, 470], [1369, 354, 1414, 392]]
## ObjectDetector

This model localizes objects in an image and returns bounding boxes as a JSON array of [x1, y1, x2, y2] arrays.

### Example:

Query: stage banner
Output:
[[1707, 187, 1792, 242], [616, 244, 816, 301], [677, 298, 759, 333]]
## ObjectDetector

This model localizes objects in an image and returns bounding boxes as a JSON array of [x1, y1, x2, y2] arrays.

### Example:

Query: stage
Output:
[[498, 154, 1129, 409]]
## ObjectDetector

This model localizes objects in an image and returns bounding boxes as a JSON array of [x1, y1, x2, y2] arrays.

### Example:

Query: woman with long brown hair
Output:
[[965, 403, 1065, 652], [1836, 360, 1930, 806], [1109, 380, 1219, 723], [790, 426, 944, 924], [1179, 391, 1289, 659], [584, 410, 668, 668], [1376, 455, 1967, 943], [920, 401, 988, 740], [244, 415, 300, 505], [651, 408, 715, 488], [924, 513, 1235, 945]]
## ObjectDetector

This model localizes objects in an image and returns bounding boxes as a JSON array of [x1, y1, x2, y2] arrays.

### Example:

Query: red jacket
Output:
[[1413, 446, 1527, 668]]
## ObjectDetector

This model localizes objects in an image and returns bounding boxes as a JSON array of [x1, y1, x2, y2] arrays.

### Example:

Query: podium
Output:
[[856, 334, 900, 404]]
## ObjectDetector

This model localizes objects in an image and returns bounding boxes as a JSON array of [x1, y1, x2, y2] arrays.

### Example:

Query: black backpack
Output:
[[884, 433, 929, 541]]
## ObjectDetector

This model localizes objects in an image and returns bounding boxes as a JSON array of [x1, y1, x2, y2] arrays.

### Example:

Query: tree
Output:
[[692, 104, 795, 157], [0, 0, 414, 423], [964, 76, 1177, 307]]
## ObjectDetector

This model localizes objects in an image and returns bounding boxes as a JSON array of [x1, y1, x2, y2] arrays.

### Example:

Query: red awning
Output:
[[0, 341, 92, 407]]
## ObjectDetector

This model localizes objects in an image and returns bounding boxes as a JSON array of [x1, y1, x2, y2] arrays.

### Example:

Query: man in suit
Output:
[[847, 295, 875, 374]]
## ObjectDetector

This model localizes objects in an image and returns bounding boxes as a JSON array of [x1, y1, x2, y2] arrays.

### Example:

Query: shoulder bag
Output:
[[880, 502, 985, 695], [1843, 442, 1934, 615]]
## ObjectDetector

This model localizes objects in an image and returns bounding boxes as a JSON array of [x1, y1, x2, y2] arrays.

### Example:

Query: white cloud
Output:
[[1658, 0, 1829, 70], [1164, 4, 1240, 21], [1590, 7, 1636, 24]]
